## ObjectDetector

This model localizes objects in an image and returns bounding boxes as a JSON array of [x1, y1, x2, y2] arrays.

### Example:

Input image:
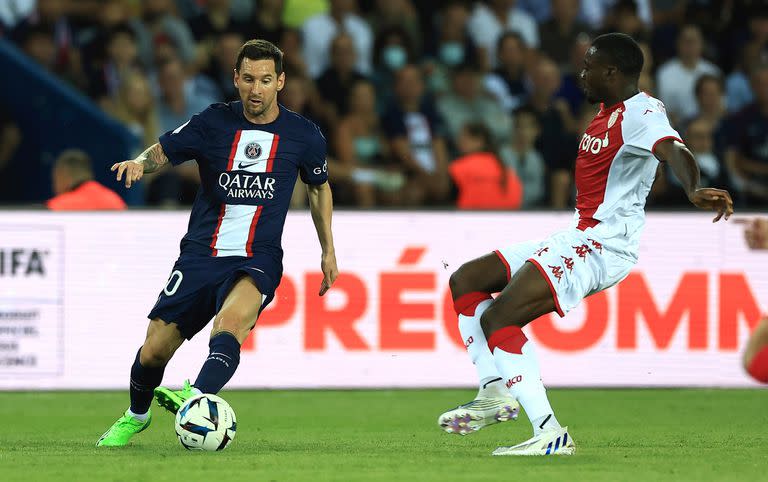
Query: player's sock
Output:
[[193, 332, 241, 394], [747, 345, 768, 383], [126, 408, 149, 422], [129, 347, 165, 415], [488, 325, 562, 435], [454, 292, 503, 393]]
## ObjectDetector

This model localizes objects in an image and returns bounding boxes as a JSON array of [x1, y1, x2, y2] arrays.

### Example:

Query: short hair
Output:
[[496, 30, 526, 53], [694, 74, 722, 97], [54, 149, 93, 176], [591, 33, 644, 78], [235, 39, 283, 74]]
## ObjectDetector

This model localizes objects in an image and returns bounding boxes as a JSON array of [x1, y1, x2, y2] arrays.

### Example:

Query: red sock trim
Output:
[[453, 292, 493, 316], [487, 325, 527, 354], [747, 346, 768, 384]]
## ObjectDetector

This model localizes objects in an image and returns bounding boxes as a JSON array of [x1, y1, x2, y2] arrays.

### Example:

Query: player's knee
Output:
[[140, 341, 174, 367], [449, 264, 472, 298], [213, 310, 254, 342]]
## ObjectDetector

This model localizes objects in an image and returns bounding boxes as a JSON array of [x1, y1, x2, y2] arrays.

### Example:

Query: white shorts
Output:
[[495, 229, 635, 317]]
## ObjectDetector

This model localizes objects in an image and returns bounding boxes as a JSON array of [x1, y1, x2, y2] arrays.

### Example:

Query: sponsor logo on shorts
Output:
[[535, 247, 549, 257], [505, 375, 523, 389], [587, 238, 603, 254], [573, 244, 593, 260], [561, 256, 574, 273], [548, 265, 564, 283], [464, 336, 473, 348]]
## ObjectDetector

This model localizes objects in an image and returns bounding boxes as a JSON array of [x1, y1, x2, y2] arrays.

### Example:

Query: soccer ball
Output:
[[174, 394, 237, 451]]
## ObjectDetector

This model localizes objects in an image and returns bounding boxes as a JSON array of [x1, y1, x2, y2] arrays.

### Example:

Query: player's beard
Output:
[[246, 99, 269, 118]]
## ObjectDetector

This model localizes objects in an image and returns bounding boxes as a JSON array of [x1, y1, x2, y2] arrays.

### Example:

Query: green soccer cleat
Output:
[[154, 379, 196, 414], [96, 410, 152, 447]]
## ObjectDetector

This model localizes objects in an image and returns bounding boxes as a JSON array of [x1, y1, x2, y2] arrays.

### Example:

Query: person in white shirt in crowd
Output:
[[484, 31, 529, 114], [467, 0, 538, 68], [301, 0, 372, 78], [656, 24, 720, 125]]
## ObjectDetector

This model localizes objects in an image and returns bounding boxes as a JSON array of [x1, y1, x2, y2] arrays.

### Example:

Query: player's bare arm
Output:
[[110, 143, 170, 188], [307, 181, 338, 296], [655, 138, 734, 222]]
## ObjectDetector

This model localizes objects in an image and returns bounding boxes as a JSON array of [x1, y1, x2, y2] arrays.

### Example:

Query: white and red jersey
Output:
[[572, 92, 681, 261]]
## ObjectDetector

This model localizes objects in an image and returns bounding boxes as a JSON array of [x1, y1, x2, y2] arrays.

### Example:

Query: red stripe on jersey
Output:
[[575, 103, 625, 231], [266, 134, 280, 172], [210, 204, 226, 256], [651, 136, 684, 159], [226, 130, 242, 171], [245, 206, 263, 257]]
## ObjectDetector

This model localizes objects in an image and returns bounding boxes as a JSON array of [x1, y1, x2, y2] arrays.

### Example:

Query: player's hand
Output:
[[689, 188, 734, 222], [111, 160, 144, 188], [319, 250, 338, 296], [735, 217, 768, 250]]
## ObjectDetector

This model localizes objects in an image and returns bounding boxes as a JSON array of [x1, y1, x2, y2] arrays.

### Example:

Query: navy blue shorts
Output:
[[147, 252, 282, 339]]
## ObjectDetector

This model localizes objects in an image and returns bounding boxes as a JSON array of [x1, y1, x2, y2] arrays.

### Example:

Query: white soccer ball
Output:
[[174, 394, 237, 451]]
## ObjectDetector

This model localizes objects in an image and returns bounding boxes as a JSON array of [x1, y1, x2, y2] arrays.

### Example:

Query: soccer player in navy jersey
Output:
[[97, 40, 338, 447]]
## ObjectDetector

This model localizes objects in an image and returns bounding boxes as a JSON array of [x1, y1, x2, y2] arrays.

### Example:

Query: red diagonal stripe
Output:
[[397, 246, 426, 266]]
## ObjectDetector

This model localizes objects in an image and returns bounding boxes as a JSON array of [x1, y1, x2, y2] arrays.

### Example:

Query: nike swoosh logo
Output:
[[237, 161, 263, 169]]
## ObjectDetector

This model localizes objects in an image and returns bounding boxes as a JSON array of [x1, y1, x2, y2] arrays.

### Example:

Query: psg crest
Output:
[[244, 142, 262, 159]]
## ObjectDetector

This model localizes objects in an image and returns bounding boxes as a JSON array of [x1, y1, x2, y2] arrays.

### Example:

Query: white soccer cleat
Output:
[[492, 426, 575, 456], [438, 395, 520, 435]]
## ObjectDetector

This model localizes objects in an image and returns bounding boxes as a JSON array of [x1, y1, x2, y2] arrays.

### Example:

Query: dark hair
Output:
[[694, 74, 723, 98], [513, 105, 540, 125], [373, 25, 415, 67], [54, 149, 93, 177], [591, 32, 644, 78], [106, 23, 137, 45], [235, 39, 283, 74], [462, 122, 509, 189], [496, 30, 526, 53]]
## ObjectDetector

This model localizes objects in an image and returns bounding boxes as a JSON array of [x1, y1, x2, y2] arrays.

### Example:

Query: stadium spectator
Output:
[[77, 0, 137, 74], [556, 33, 591, 116], [188, 0, 247, 69], [382, 64, 450, 206], [468, 0, 539, 68], [242, 0, 287, 46], [656, 24, 720, 126], [301, 0, 373, 78], [449, 122, 523, 210], [47, 149, 126, 211], [687, 75, 726, 136], [107, 70, 159, 152], [423, 1, 481, 96], [367, 0, 421, 55], [86, 24, 142, 104], [637, 40, 655, 94], [597, 0, 648, 43], [371, 26, 416, 113], [484, 31, 529, 113], [130, 0, 196, 67], [500, 107, 546, 207], [11, 0, 75, 73], [335, 79, 403, 207], [539, 0, 591, 70], [316, 33, 368, 122], [155, 57, 217, 134], [437, 63, 513, 147], [729, 64, 768, 207], [0, 0, 35, 35], [726, 48, 756, 114], [521, 56, 578, 208], [201, 29, 244, 102], [579, 0, 652, 31], [279, 27, 309, 77]]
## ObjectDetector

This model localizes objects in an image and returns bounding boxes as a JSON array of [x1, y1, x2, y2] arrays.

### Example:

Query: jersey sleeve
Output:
[[299, 123, 328, 185], [623, 100, 682, 155], [158, 110, 209, 166]]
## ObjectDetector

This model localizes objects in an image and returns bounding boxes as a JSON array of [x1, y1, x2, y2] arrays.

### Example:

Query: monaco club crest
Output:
[[244, 142, 262, 159]]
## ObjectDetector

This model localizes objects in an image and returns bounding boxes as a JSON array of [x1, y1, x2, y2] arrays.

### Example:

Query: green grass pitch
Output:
[[0, 389, 765, 481]]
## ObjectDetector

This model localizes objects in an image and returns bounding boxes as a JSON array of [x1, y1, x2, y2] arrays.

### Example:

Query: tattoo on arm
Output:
[[136, 143, 169, 173]]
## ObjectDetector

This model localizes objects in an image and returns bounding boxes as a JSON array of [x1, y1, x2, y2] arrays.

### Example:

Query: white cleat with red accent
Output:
[[492, 426, 575, 456], [438, 395, 520, 435]]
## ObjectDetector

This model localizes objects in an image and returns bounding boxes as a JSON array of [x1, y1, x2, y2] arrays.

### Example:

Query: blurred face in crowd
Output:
[[514, 111, 540, 147], [614, 4, 641, 35], [696, 78, 723, 114], [158, 59, 186, 99], [532, 57, 561, 99], [441, 3, 469, 42], [498, 34, 525, 70], [348, 81, 376, 115], [330, 0, 355, 15], [100, 1, 130, 27], [38, 0, 65, 22], [331, 34, 357, 73], [279, 77, 308, 112], [677, 26, 703, 64], [235, 58, 285, 121], [108, 32, 138, 67], [394, 65, 424, 106], [24, 32, 56, 70], [685, 119, 713, 154], [551, 0, 579, 24], [750, 67, 768, 107], [457, 126, 485, 155], [144, 0, 172, 20], [216, 32, 245, 70], [121, 73, 153, 116], [452, 68, 481, 100]]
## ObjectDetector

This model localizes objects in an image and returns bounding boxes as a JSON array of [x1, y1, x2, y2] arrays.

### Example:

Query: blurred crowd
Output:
[[2, 0, 768, 210]]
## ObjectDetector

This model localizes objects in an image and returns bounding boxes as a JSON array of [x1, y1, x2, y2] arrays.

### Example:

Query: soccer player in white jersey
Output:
[[438, 33, 734, 456]]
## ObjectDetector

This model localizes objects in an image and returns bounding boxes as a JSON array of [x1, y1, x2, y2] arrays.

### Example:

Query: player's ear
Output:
[[232, 69, 238, 89], [276, 72, 286, 92]]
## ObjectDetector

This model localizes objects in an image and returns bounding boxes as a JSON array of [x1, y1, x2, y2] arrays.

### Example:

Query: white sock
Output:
[[127, 408, 149, 422], [457, 298, 504, 394], [490, 328, 561, 435]]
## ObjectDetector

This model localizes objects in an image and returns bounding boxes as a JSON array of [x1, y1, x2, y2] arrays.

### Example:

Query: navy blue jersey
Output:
[[158, 102, 328, 258]]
